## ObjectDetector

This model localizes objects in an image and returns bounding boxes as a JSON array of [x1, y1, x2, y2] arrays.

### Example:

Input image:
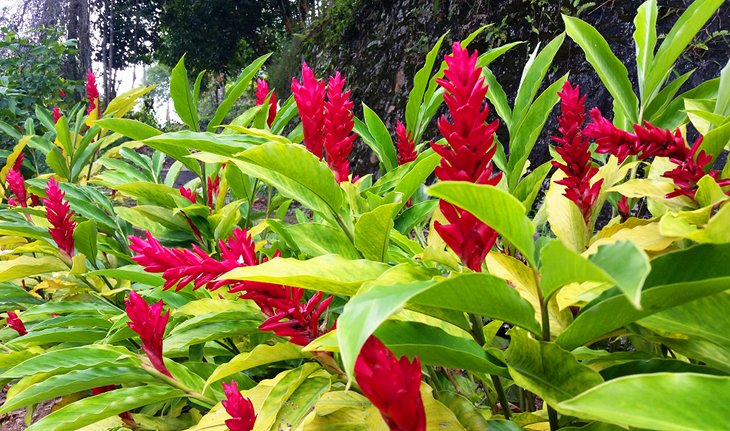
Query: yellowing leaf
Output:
[[546, 171, 587, 251], [0, 135, 31, 184], [586, 221, 677, 254]]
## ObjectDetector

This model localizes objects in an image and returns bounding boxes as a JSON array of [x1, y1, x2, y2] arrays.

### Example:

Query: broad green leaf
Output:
[[206, 342, 307, 387], [169, 55, 199, 131], [506, 329, 603, 406], [233, 142, 343, 222], [633, 0, 657, 99], [651, 77, 719, 129], [557, 243, 730, 349], [362, 104, 398, 171], [25, 385, 185, 431], [639, 292, 730, 373], [270, 220, 360, 259], [715, 59, 730, 117], [207, 53, 270, 132], [94, 118, 162, 140], [411, 273, 541, 336], [540, 240, 612, 299], [644, 0, 725, 101], [104, 85, 155, 119], [376, 320, 506, 375], [73, 220, 98, 260], [144, 130, 258, 157], [2, 346, 139, 378], [393, 151, 440, 208], [354, 203, 400, 262], [600, 358, 725, 381], [563, 15, 639, 123], [164, 312, 261, 353], [87, 266, 164, 286], [643, 70, 694, 120], [0, 366, 156, 414], [698, 121, 730, 165], [337, 279, 435, 379], [255, 363, 322, 431], [483, 67, 512, 127], [0, 256, 67, 282], [274, 375, 331, 429], [7, 327, 108, 348], [558, 373, 730, 430], [587, 241, 650, 309], [428, 182, 536, 267], [513, 161, 552, 210], [223, 254, 390, 296]]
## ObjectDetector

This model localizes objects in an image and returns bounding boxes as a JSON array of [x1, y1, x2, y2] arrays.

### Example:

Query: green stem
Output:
[[243, 179, 259, 229], [537, 273, 559, 431], [143, 364, 216, 407], [468, 313, 511, 419]]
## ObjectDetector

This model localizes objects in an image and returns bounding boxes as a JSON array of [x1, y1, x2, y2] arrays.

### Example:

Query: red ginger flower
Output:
[[433, 42, 501, 272], [323, 72, 356, 183], [207, 175, 220, 208], [6, 168, 27, 208], [292, 63, 326, 159], [125, 290, 172, 378], [129, 229, 333, 346], [355, 336, 425, 431], [180, 186, 196, 203], [42, 177, 75, 257], [222, 380, 256, 431], [53, 106, 61, 124], [583, 109, 641, 164], [255, 79, 277, 127], [551, 82, 604, 223], [6, 311, 27, 336], [85, 69, 100, 116], [662, 137, 730, 200], [395, 120, 417, 165]]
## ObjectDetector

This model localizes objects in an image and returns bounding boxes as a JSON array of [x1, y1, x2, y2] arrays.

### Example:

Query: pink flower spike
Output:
[[291, 63, 326, 159], [6, 311, 27, 336], [6, 168, 27, 208], [125, 291, 172, 378], [583, 108, 640, 164], [355, 336, 425, 431], [222, 381, 256, 431], [42, 177, 75, 257], [53, 106, 61, 124], [85, 69, 100, 116], [395, 121, 417, 165], [323, 72, 356, 183], [433, 42, 501, 271], [550, 81, 604, 223], [207, 175, 220, 208], [179, 186, 196, 203], [255, 79, 277, 127]]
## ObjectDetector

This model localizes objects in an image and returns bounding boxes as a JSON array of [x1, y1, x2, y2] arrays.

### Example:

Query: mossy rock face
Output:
[[272, 0, 729, 178]]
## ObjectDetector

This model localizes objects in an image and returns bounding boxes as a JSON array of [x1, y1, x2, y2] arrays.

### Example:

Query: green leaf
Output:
[[633, 0, 657, 99], [540, 239, 613, 299], [0, 366, 156, 414], [428, 182, 536, 267], [506, 329, 603, 406], [644, 0, 725, 102], [558, 373, 730, 430], [411, 273, 541, 336], [25, 385, 185, 431], [376, 320, 506, 375], [588, 241, 650, 309], [557, 243, 730, 350], [233, 142, 343, 222], [698, 121, 730, 165], [2, 346, 139, 378], [354, 203, 400, 261], [169, 55, 200, 131], [651, 77, 719, 129], [514, 161, 552, 210], [563, 15, 639, 123], [512, 33, 564, 125], [255, 363, 322, 431], [643, 70, 694, 120], [483, 68, 512, 127], [73, 220, 98, 261], [715, 60, 730, 117], [337, 279, 435, 379], [271, 220, 360, 259], [0, 256, 67, 282], [207, 53, 271, 132], [87, 266, 164, 286], [223, 254, 390, 296], [406, 33, 447, 131], [205, 342, 306, 388], [274, 375, 331, 429], [362, 104, 398, 171], [94, 118, 162, 140], [7, 327, 108, 348]]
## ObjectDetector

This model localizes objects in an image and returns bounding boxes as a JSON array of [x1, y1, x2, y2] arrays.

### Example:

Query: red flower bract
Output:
[[6, 168, 28, 208], [85, 69, 99, 116], [432, 42, 501, 271], [129, 229, 333, 346], [42, 177, 75, 257], [550, 82, 604, 223], [6, 311, 27, 336], [53, 106, 61, 124], [222, 380, 256, 431], [179, 186, 197, 203], [255, 79, 277, 127], [292, 63, 326, 159], [323, 72, 356, 183], [583, 108, 640, 164], [355, 336, 425, 431], [125, 290, 172, 378], [395, 120, 417, 165], [207, 175, 220, 208]]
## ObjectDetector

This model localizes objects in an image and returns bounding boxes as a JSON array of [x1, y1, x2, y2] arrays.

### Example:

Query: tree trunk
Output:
[[64, 0, 92, 81]]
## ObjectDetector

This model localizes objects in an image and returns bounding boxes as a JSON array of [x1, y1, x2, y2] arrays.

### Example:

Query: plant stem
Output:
[[143, 363, 216, 407], [537, 272, 560, 431], [469, 313, 511, 419]]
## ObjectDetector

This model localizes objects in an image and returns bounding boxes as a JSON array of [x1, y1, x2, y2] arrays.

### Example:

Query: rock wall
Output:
[[283, 0, 729, 176]]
